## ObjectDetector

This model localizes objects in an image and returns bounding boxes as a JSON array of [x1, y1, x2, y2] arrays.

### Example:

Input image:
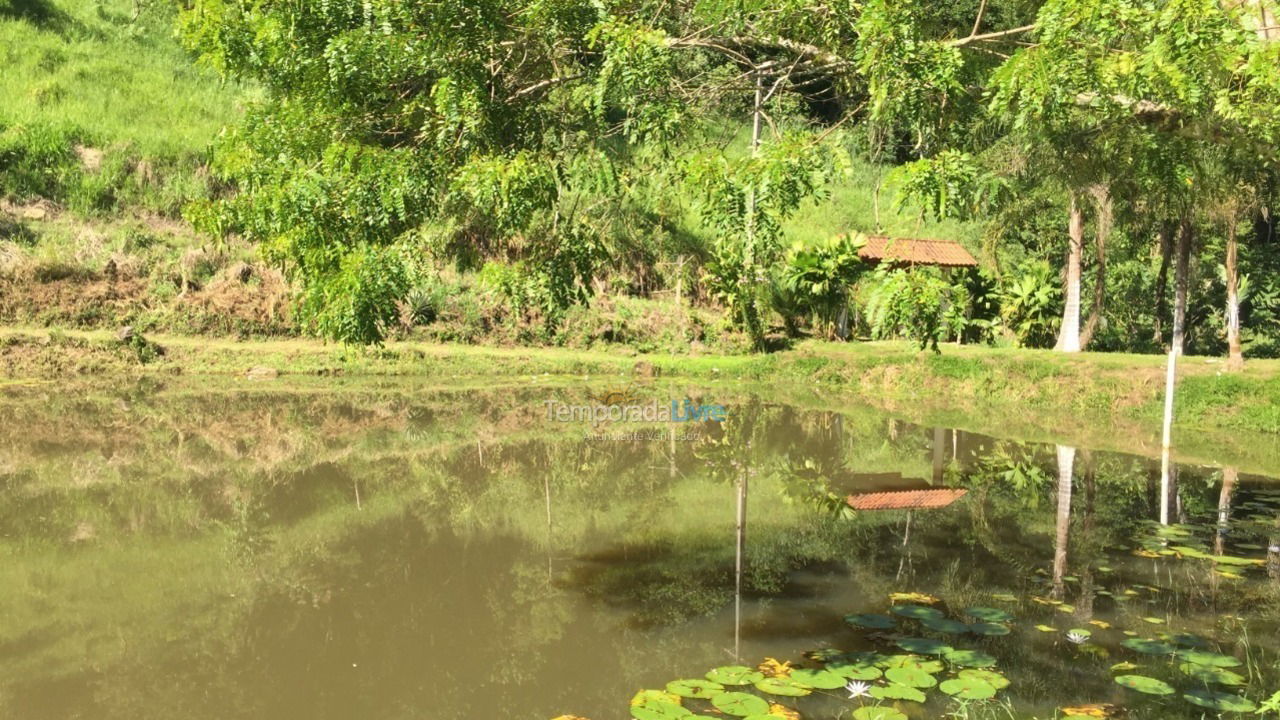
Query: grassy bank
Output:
[[3, 325, 1278, 474]]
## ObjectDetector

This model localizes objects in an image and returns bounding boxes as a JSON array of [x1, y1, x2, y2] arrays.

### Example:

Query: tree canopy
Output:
[[179, 0, 1280, 354]]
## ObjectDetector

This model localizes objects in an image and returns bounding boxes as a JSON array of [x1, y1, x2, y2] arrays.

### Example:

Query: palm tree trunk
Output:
[[1052, 445, 1075, 599], [1153, 221, 1175, 348], [1172, 219, 1192, 356], [1225, 221, 1244, 371], [1056, 195, 1084, 352], [1080, 186, 1112, 349]]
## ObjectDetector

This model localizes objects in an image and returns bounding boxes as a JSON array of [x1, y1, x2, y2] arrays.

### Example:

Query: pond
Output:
[[0, 379, 1276, 720]]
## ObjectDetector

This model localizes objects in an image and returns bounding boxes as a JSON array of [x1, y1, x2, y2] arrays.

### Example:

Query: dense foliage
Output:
[[6, 0, 1279, 359]]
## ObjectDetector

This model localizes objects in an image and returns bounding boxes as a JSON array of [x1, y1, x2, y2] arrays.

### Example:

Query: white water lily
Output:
[[845, 680, 872, 699], [1066, 631, 1089, 644]]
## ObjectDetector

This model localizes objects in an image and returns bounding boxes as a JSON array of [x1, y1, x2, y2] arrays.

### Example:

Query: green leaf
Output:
[[788, 669, 846, 689], [940, 677, 998, 699], [1178, 650, 1242, 668], [1121, 638, 1175, 655], [944, 649, 997, 668], [753, 677, 811, 697], [1114, 675, 1176, 695], [710, 692, 769, 717], [1182, 689, 1256, 712], [958, 669, 1010, 689], [965, 607, 1014, 622], [968, 622, 1011, 636], [665, 679, 725, 699], [1178, 663, 1246, 686], [884, 666, 938, 688], [892, 604, 944, 620], [706, 666, 765, 686], [869, 683, 927, 702]]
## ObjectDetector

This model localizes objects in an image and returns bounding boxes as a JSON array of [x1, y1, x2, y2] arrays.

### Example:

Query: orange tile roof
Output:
[[845, 488, 969, 511], [856, 235, 978, 268]]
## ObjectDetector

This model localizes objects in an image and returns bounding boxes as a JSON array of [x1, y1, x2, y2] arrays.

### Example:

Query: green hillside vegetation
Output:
[[1, 0, 1278, 373]]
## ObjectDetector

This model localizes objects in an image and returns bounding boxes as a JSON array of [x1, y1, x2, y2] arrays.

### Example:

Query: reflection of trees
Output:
[[3, 386, 1280, 720]]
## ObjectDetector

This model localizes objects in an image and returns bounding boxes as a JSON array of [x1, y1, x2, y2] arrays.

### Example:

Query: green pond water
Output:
[[0, 379, 1277, 720]]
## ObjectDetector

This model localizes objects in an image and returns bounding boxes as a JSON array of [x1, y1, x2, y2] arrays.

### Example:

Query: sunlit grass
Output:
[[0, 0, 247, 157]]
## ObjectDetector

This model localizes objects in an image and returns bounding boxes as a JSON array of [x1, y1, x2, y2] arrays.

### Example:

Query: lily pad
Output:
[[706, 666, 765, 686], [969, 622, 1011, 636], [895, 637, 952, 655], [966, 607, 1014, 622], [1114, 675, 1175, 695], [1166, 632, 1209, 648], [1121, 638, 1175, 655], [1213, 554, 1263, 566], [921, 617, 971, 634], [826, 662, 882, 681], [880, 655, 943, 673], [845, 613, 897, 629], [1178, 650, 1242, 668], [1183, 689, 1257, 712], [852, 708, 907, 720], [788, 669, 845, 690], [632, 690, 680, 707], [1179, 663, 1247, 686], [753, 677, 811, 697], [958, 669, 1010, 689], [631, 700, 691, 720], [893, 604, 945, 620], [944, 649, 997, 668], [869, 684, 927, 702], [885, 666, 938, 689], [666, 679, 725, 699], [940, 676, 998, 700], [710, 692, 769, 717]]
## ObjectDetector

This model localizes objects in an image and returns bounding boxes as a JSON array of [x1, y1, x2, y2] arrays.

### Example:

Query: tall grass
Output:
[[0, 0, 251, 216], [0, 0, 246, 157]]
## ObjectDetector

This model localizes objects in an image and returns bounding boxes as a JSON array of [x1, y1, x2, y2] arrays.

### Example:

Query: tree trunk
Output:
[[1152, 222, 1174, 348], [1225, 221, 1244, 371], [1216, 467, 1238, 556], [1056, 195, 1084, 352], [1052, 445, 1075, 599], [1172, 219, 1192, 356], [1080, 185, 1112, 349]]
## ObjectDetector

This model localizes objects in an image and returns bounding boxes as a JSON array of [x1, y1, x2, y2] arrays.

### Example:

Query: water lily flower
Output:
[[1066, 631, 1089, 644], [845, 680, 872, 699]]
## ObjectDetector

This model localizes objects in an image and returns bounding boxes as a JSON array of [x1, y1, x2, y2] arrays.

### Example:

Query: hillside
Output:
[[0, 0, 983, 351]]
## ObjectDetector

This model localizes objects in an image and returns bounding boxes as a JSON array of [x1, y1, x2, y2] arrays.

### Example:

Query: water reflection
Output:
[[0, 383, 1276, 719]]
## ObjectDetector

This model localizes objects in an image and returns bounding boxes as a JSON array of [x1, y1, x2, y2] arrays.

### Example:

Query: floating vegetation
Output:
[[708, 691, 768, 716], [1183, 689, 1257, 712], [705, 666, 763, 686], [1114, 675, 1176, 695]]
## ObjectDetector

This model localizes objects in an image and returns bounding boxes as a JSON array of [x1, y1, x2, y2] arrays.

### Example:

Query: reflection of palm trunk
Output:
[[734, 475, 747, 660], [1268, 513, 1279, 582], [1215, 468, 1237, 556], [896, 511, 913, 582], [932, 427, 945, 483], [1053, 445, 1075, 599]]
